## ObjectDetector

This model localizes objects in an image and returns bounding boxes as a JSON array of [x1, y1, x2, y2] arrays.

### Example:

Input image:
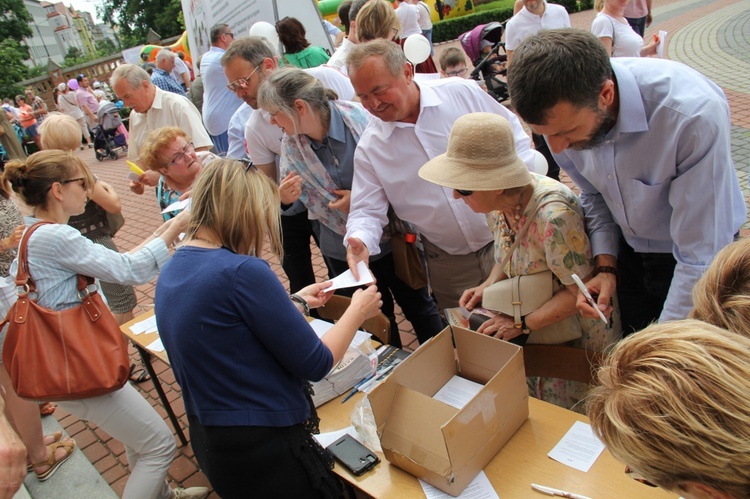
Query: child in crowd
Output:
[[439, 47, 469, 78]]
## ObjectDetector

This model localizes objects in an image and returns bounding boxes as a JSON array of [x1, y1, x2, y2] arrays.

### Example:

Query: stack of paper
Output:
[[309, 319, 376, 407]]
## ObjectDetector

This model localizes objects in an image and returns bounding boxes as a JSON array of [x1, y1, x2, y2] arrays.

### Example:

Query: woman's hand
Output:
[[350, 286, 382, 322], [459, 282, 489, 310], [139, 170, 161, 187], [328, 189, 351, 214], [641, 39, 658, 57], [279, 172, 302, 205], [476, 313, 523, 341], [129, 179, 145, 195], [6, 225, 25, 250], [296, 281, 334, 309], [178, 189, 192, 201]]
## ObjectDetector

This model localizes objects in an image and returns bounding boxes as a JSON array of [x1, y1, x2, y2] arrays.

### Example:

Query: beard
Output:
[[569, 107, 616, 151]]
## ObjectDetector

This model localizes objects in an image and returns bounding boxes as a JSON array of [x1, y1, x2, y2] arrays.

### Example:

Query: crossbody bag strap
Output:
[[493, 192, 571, 282]]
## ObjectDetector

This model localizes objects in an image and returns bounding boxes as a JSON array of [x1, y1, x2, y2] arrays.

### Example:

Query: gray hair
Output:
[[111, 64, 151, 91], [507, 29, 612, 125], [256, 66, 338, 132], [155, 49, 176, 64], [210, 23, 229, 44], [346, 39, 406, 78], [221, 36, 276, 67]]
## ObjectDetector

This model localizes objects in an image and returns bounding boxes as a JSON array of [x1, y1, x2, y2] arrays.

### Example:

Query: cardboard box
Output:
[[368, 326, 529, 496]]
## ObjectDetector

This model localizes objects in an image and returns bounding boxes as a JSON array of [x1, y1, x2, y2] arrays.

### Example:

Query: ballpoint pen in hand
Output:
[[571, 274, 608, 325], [531, 483, 591, 499]]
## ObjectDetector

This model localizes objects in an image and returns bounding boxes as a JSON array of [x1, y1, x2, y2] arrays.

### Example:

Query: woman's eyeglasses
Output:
[[61, 177, 87, 189], [226, 65, 260, 92], [455, 189, 474, 197], [169, 142, 195, 166]]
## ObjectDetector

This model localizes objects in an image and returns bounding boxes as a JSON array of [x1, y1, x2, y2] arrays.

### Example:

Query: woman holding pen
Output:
[[155, 159, 382, 498]]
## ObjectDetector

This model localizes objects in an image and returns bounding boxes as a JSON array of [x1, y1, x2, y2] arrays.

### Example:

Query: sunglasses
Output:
[[238, 158, 256, 172], [455, 189, 473, 196]]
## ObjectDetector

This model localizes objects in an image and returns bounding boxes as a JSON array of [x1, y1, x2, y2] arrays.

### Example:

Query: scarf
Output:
[[280, 100, 371, 236]]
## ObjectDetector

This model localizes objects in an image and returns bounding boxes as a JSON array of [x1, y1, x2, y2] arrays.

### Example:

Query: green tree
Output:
[[0, 0, 33, 59], [99, 0, 184, 48], [26, 64, 47, 78], [0, 39, 29, 99], [64, 46, 88, 67], [95, 38, 117, 58]]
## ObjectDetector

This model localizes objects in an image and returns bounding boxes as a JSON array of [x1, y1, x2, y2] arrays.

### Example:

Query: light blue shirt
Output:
[[552, 58, 746, 322], [200, 46, 243, 136], [226, 102, 253, 160]]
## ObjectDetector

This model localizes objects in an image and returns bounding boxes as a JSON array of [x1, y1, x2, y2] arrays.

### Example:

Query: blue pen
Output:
[[341, 373, 375, 403]]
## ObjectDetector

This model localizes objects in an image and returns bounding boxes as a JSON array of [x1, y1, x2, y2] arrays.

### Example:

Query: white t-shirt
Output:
[[591, 13, 644, 57], [396, 3, 422, 37], [505, 2, 571, 51], [415, 1, 433, 30]]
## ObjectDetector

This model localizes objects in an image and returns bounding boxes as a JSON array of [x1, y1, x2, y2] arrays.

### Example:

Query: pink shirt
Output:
[[76, 88, 99, 115]]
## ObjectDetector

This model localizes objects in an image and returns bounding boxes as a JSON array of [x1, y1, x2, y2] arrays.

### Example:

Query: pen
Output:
[[571, 274, 608, 325], [357, 362, 399, 393], [531, 483, 591, 499], [341, 374, 375, 403]]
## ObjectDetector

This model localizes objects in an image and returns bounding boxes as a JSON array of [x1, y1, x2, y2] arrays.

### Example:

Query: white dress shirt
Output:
[[128, 87, 212, 160], [200, 46, 243, 135], [346, 77, 534, 256], [552, 58, 746, 321], [505, 2, 571, 51], [327, 37, 355, 75], [227, 103, 254, 159], [396, 3, 423, 37]]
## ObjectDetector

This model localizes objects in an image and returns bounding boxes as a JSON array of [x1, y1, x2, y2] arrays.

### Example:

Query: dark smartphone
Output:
[[326, 434, 380, 476]]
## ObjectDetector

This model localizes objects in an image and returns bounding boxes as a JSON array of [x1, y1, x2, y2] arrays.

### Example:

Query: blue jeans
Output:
[[422, 29, 434, 55], [208, 131, 229, 156]]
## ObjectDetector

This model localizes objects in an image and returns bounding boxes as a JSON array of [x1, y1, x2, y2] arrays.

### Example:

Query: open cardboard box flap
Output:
[[369, 326, 529, 496]]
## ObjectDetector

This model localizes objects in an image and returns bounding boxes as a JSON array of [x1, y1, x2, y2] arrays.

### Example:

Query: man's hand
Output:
[[576, 272, 616, 319], [346, 237, 370, 279], [328, 189, 351, 214]]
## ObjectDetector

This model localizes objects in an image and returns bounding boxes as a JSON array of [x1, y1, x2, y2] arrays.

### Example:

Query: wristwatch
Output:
[[514, 316, 532, 335]]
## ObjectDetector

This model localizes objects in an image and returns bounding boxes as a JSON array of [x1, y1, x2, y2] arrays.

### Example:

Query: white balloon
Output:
[[249, 21, 280, 52], [403, 34, 431, 65], [529, 149, 549, 175]]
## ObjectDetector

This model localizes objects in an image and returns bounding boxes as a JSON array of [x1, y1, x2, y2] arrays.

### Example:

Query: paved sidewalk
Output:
[[42, 1, 750, 496]]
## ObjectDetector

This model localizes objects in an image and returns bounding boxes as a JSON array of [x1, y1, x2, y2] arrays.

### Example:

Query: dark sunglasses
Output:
[[238, 158, 256, 173], [455, 189, 473, 197]]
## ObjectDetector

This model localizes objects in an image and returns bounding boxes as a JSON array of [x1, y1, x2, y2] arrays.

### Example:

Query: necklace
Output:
[[497, 190, 526, 252], [192, 236, 220, 248]]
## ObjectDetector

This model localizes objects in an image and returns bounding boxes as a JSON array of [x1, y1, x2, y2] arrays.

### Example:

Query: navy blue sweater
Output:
[[155, 246, 333, 427]]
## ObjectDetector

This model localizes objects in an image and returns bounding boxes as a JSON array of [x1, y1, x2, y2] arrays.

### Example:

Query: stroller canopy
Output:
[[459, 22, 505, 64], [97, 102, 123, 132]]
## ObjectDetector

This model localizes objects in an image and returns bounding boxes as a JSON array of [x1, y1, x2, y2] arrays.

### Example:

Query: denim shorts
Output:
[[24, 123, 38, 138]]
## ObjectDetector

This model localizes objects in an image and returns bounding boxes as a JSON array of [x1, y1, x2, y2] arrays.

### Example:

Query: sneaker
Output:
[[171, 487, 209, 499]]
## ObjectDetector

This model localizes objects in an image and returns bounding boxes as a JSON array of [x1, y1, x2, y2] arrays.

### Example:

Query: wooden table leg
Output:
[[134, 344, 188, 446]]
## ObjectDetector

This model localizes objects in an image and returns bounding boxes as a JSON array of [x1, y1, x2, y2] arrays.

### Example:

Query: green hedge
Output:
[[433, 7, 515, 43]]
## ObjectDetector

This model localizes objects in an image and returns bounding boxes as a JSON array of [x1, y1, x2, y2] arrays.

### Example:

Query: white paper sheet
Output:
[[308, 319, 371, 349], [419, 471, 499, 499], [656, 30, 668, 58], [433, 376, 484, 410], [129, 315, 158, 335], [547, 421, 606, 472], [161, 198, 191, 214], [325, 261, 375, 290], [313, 425, 363, 448], [145, 337, 165, 352]]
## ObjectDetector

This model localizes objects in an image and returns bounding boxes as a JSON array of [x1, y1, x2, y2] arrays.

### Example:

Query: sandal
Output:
[[32, 438, 76, 481], [27, 432, 65, 471], [129, 363, 151, 384], [39, 402, 57, 416]]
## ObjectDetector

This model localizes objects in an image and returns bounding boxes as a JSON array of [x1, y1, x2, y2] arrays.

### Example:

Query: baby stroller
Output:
[[93, 102, 128, 161], [459, 22, 509, 103]]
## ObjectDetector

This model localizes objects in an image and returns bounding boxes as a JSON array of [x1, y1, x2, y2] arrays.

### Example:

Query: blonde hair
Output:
[[690, 238, 750, 338], [138, 127, 189, 171], [186, 159, 282, 258], [586, 320, 750, 498], [39, 113, 83, 151], [3, 151, 94, 209], [594, 0, 604, 11], [356, 0, 400, 42]]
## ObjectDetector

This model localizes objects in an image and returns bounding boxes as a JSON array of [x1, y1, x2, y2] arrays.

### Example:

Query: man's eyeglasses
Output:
[[455, 189, 473, 197], [226, 65, 260, 92], [445, 68, 468, 77], [169, 142, 195, 166], [223, 31, 234, 38]]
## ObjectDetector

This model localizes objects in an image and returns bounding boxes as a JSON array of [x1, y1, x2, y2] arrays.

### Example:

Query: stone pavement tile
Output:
[[168, 455, 201, 483], [93, 455, 120, 475]]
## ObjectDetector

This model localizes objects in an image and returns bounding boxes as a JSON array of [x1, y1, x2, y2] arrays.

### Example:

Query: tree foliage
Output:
[[64, 47, 88, 67], [99, 0, 184, 48], [0, 39, 30, 99], [0, 0, 33, 59], [96, 38, 118, 58]]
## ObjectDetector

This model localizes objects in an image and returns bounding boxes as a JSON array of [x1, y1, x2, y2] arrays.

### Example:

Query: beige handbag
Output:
[[482, 193, 583, 345]]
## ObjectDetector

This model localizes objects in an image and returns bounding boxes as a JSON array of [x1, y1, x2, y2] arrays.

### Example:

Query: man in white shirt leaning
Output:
[[344, 40, 534, 310]]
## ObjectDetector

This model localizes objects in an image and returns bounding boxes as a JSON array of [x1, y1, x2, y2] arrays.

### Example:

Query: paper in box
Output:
[[368, 326, 528, 496]]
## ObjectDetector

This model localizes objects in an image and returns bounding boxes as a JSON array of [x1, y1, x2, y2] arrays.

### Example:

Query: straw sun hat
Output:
[[418, 112, 531, 191]]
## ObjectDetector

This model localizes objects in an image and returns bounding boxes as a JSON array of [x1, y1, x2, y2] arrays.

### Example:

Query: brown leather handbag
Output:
[[1, 222, 130, 401]]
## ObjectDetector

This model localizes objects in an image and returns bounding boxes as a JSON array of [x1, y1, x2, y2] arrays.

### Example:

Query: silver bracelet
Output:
[[290, 293, 310, 317]]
